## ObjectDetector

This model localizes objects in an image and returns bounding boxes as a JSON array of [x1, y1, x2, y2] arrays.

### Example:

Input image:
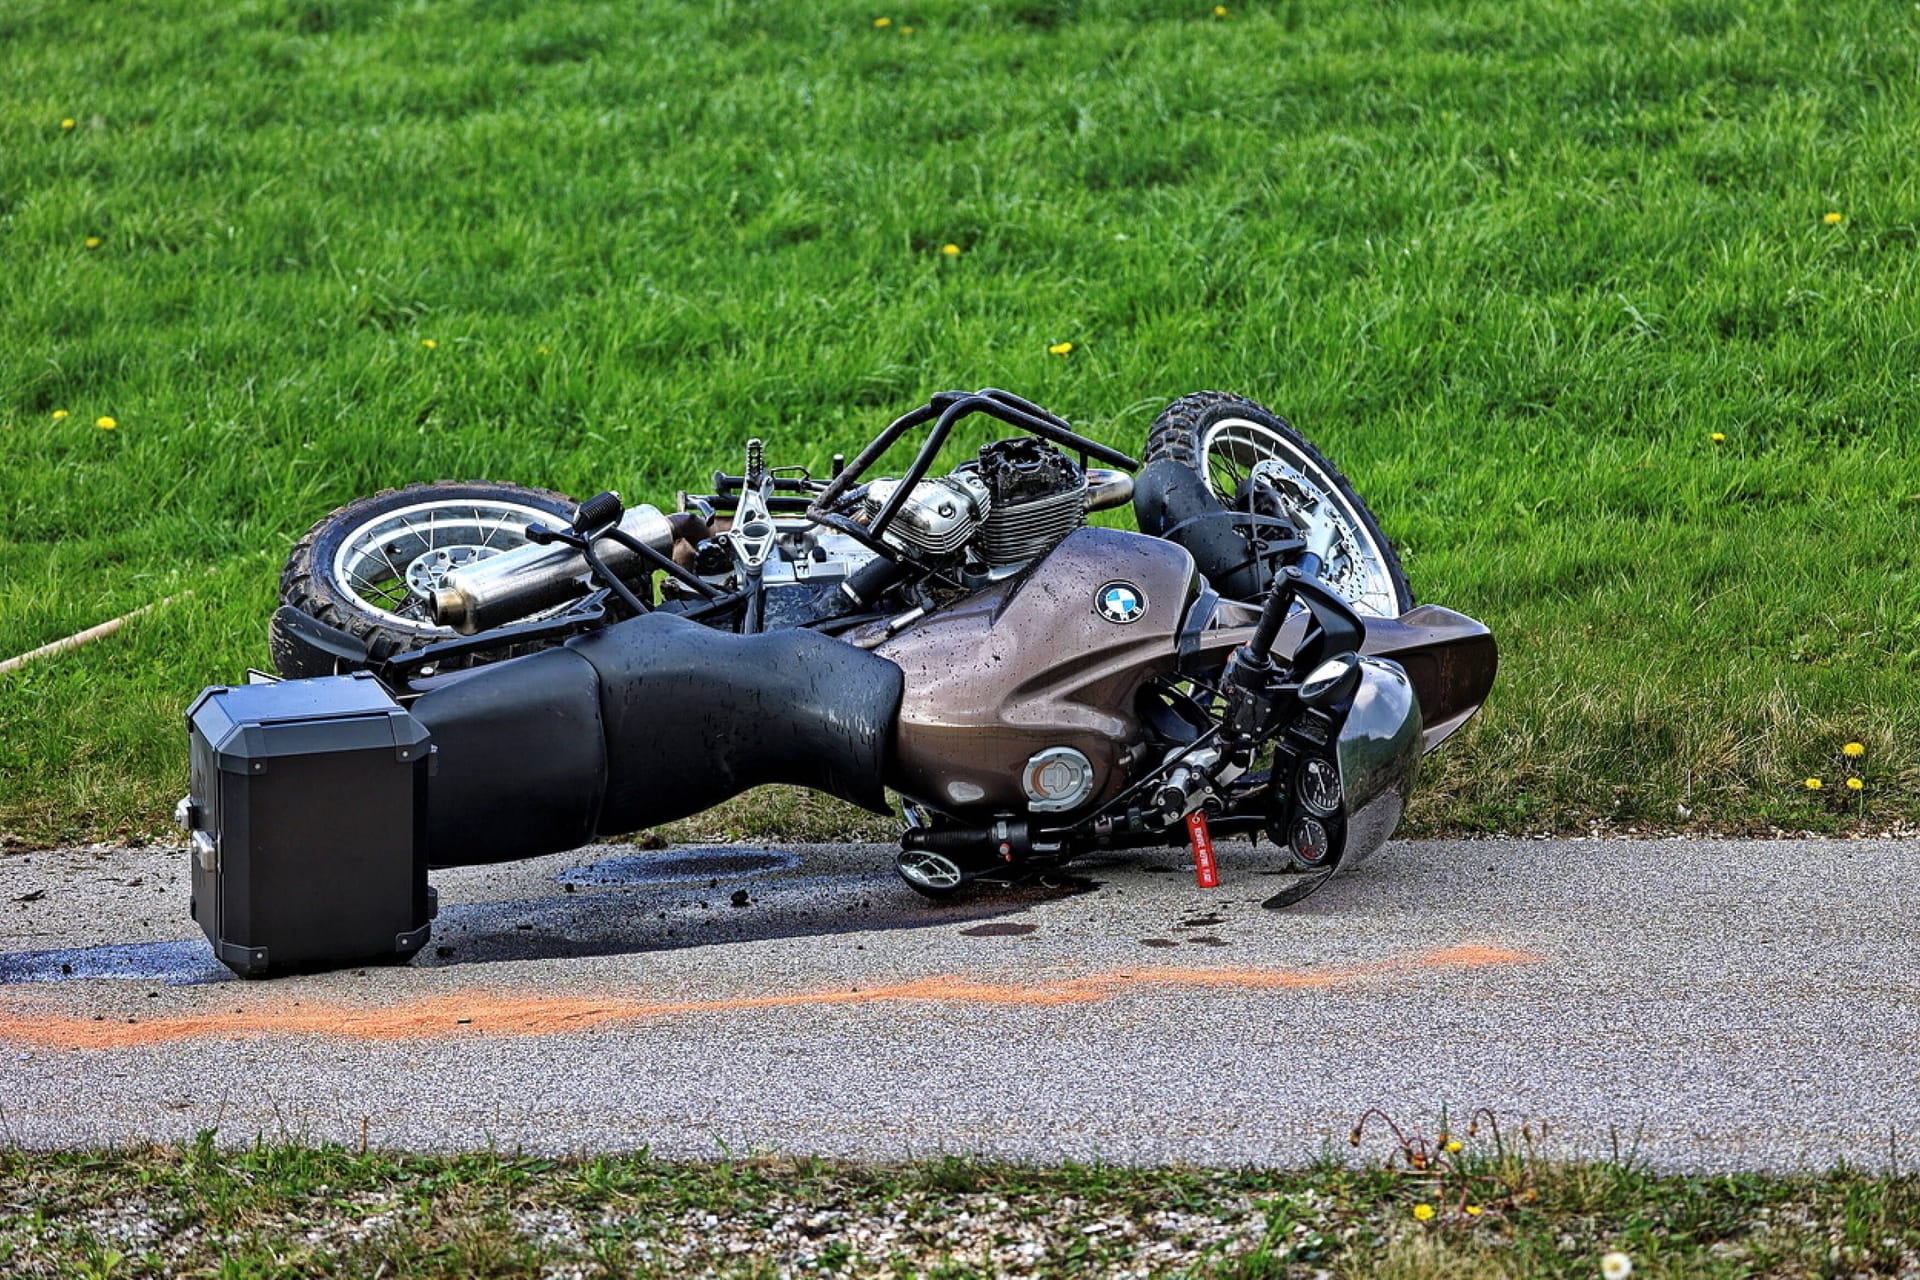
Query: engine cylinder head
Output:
[[970, 438, 1088, 566]]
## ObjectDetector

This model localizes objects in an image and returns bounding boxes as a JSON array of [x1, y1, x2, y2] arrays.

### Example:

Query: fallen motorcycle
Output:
[[182, 389, 1494, 975]]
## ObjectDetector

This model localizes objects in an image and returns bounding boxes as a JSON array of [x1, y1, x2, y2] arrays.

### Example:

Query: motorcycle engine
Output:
[[861, 472, 993, 559], [964, 438, 1088, 567], [856, 438, 1089, 570]]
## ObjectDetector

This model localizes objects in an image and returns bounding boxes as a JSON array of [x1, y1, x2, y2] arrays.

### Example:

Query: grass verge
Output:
[[3, 0, 1917, 844], [5, 1129, 1918, 1278]]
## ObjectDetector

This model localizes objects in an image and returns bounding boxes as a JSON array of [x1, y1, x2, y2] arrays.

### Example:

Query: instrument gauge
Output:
[[1290, 816, 1332, 867], [1295, 757, 1341, 816]]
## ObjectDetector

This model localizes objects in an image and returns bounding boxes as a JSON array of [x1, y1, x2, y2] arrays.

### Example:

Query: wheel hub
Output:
[[1250, 459, 1360, 578], [402, 545, 494, 601]]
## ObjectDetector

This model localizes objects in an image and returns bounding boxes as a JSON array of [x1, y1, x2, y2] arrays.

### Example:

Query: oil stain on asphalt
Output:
[[0, 847, 1072, 986]]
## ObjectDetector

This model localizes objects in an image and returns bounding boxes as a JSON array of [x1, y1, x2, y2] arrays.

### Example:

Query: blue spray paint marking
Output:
[[0, 939, 232, 987]]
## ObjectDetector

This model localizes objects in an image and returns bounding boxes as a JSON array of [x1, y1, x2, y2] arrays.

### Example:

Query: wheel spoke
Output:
[[1200, 417, 1402, 616]]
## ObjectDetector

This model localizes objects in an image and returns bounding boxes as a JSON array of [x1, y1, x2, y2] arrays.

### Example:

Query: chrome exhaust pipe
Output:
[[431, 505, 675, 634]]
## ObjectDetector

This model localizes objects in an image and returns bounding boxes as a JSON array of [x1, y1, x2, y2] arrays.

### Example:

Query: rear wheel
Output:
[[271, 481, 577, 677], [1142, 392, 1412, 616]]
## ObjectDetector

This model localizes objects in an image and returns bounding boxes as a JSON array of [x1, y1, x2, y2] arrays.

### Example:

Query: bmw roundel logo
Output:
[[1095, 581, 1147, 624]]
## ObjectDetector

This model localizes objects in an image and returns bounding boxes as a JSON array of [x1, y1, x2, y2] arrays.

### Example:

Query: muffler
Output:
[[430, 504, 675, 634]]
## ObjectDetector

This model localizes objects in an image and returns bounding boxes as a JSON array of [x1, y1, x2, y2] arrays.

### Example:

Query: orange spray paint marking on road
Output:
[[1186, 811, 1219, 887], [0, 944, 1538, 1051]]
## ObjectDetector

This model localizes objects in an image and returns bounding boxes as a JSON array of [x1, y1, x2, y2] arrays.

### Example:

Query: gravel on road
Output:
[[1, 836, 1914, 1171]]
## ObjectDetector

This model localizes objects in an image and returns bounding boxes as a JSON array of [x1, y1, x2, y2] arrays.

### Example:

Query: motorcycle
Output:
[[181, 389, 1494, 975]]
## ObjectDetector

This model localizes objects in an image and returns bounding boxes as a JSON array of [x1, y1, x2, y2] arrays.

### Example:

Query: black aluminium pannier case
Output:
[[184, 673, 434, 976]]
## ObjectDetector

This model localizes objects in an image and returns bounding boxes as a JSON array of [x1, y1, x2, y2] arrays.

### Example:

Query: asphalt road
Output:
[[1, 836, 1915, 1171]]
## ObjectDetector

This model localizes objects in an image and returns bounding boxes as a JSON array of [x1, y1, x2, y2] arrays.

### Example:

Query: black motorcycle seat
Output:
[[568, 612, 904, 836], [412, 613, 903, 866], [412, 645, 609, 866]]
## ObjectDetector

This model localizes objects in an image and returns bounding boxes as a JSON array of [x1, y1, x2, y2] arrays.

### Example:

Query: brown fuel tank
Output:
[[876, 527, 1198, 818]]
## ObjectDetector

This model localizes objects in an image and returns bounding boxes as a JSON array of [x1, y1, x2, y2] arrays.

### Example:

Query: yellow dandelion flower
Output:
[[1843, 742, 1865, 757], [1214, 3, 1229, 14], [1847, 777, 1864, 791], [421, 339, 437, 349], [536, 345, 550, 355], [900, 25, 915, 33], [1804, 778, 1822, 790], [1412, 1203, 1435, 1221], [84, 236, 101, 248], [96, 416, 116, 430], [1445, 1139, 1462, 1153], [941, 243, 961, 257], [873, 15, 891, 27], [1823, 212, 1844, 226], [1710, 432, 1725, 443], [52, 409, 69, 421], [1048, 341, 1074, 356], [61, 118, 76, 130], [1465, 1204, 1484, 1216]]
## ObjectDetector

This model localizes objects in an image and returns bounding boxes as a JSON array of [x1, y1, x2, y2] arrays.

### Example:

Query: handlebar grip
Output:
[[1246, 553, 1324, 661]]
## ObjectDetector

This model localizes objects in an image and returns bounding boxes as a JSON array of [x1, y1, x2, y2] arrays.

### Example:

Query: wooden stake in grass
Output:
[[0, 593, 190, 676]]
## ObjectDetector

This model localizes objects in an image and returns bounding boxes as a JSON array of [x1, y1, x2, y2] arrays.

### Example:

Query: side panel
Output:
[[878, 527, 1196, 816]]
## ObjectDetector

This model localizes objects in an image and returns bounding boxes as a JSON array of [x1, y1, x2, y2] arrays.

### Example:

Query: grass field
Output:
[[6, 1137, 1918, 1277], [2, 0, 1917, 845]]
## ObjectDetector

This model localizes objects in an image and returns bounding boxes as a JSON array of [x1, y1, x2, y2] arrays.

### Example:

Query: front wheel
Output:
[[1138, 392, 1412, 616], [270, 481, 578, 678]]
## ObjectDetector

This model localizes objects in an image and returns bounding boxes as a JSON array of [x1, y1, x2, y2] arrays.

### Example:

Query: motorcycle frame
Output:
[[306, 388, 1490, 880]]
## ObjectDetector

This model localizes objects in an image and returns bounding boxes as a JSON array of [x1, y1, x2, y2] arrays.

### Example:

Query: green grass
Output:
[[3, 0, 1917, 844], [5, 1133, 1918, 1277]]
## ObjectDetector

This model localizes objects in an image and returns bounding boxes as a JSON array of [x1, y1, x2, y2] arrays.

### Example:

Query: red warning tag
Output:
[[1186, 811, 1219, 888]]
